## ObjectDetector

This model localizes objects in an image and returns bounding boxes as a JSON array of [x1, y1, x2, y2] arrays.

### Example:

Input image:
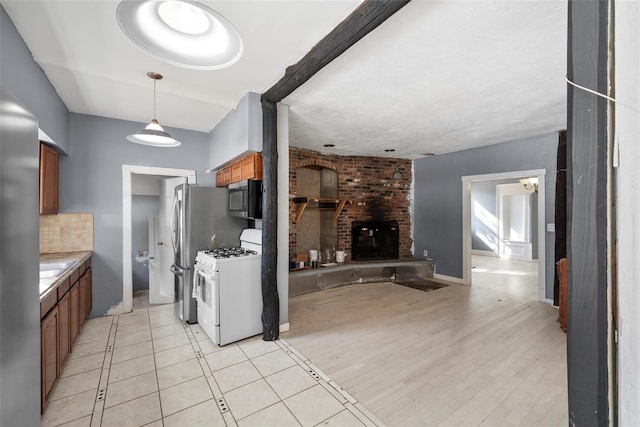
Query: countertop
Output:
[[40, 251, 93, 302]]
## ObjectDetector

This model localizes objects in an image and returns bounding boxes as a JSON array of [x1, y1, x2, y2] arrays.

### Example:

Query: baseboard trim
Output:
[[279, 322, 290, 333], [435, 273, 465, 285]]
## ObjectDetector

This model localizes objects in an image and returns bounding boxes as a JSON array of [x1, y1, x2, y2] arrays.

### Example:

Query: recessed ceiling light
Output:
[[324, 144, 335, 148], [384, 149, 395, 152], [116, 0, 243, 70], [158, 1, 210, 35]]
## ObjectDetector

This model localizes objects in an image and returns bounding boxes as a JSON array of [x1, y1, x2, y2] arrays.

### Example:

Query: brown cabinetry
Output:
[[241, 153, 262, 180], [69, 283, 79, 345], [86, 267, 92, 317], [215, 152, 262, 187], [231, 162, 242, 182], [39, 142, 59, 215], [41, 306, 58, 410], [57, 292, 70, 375], [40, 255, 92, 412]]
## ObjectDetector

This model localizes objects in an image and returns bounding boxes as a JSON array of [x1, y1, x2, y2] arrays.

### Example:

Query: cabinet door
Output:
[[85, 268, 92, 318], [222, 167, 232, 186], [39, 143, 59, 215], [231, 162, 242, 183], [57, 292, 70, 374], [70, 283, 79, 344], [216, 170, 225, 187], [241, 155, 255, 180], [41, 306, 58, 410], [78, 274, 87, 328]]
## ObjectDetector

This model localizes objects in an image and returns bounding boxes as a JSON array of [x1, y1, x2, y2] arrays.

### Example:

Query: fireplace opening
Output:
[[351, 220, 399, 261]]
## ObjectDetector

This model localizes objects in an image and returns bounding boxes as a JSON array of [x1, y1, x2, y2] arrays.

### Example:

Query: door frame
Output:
[[122, 165, 196, 314], [462, 168, 547, 301], [496, 182, 535, 261]]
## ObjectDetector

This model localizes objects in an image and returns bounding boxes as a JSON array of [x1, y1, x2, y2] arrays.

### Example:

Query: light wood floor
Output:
[[283, 256, 568, 426]]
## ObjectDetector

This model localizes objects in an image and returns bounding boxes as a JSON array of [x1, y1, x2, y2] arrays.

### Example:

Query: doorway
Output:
[[122, 165, 196, 314], [462, 169, 547, 301]]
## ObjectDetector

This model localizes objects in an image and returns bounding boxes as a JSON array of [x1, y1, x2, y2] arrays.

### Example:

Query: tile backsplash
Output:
[[40, 213, 94, 253]]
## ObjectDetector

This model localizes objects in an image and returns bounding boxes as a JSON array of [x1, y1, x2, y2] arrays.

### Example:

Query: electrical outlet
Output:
[[423, 250, 428, 257]]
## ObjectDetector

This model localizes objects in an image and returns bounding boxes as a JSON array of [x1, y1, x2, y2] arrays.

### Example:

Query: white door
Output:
[[497, 183, 535, 261], [149, 177, 187, 304], [148, 214, 160, 301]]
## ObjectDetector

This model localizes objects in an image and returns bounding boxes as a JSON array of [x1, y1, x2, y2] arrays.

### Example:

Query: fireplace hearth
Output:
[[351, 220, 399, 261]]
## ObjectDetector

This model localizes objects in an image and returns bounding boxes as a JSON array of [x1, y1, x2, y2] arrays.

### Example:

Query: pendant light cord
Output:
[[153, 77, 157, 121]]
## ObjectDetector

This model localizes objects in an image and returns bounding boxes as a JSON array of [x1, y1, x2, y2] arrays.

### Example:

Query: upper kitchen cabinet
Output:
[[216, 152, 262, 187], [39, 142, 58, 215], [241, 152, 263, 180]]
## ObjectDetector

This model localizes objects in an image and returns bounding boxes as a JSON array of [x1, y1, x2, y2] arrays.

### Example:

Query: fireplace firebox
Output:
[[351, 220, 399, 261]]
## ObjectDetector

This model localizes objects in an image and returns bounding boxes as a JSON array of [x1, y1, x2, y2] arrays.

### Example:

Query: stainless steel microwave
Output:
[[228, 180, 262, 219]]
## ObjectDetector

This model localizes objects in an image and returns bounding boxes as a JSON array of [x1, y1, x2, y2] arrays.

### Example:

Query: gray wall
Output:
[[132, 196, 159, 292], [61, 113, 210, 316], [0, 6, 69, 152], [208, 92, 262, 170], [413, 132, 558, 299]]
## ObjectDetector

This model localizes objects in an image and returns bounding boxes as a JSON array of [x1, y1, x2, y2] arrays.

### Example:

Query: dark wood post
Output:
[[566, 0, 611, 423], [261, 99, 279, 341]]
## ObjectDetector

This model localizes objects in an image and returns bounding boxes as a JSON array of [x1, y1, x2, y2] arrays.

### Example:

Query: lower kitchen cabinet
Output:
[[70, 283, 79, 344], [78, 274, 87, 329], [57, 292, 70, 375], [86, 267, 92, 317], [41, 306, 58, 411], [40, 255, 92, 412]]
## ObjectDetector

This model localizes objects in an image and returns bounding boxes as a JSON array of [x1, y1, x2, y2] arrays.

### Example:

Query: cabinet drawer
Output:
[[57, 276, 71, 300], [40, 291, 57, 319], [70, 267, 80, 285]]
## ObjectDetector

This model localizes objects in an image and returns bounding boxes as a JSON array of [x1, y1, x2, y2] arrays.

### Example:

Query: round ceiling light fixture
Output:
[[116, 0, 243, 70]]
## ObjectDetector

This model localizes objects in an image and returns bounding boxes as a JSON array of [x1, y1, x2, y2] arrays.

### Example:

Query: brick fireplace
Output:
[[289, 147, 413, 263]]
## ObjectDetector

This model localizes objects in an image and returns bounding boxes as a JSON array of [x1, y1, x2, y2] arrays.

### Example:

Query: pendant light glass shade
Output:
[[127, 119, 180, 147], [127, 72, 181, 147]]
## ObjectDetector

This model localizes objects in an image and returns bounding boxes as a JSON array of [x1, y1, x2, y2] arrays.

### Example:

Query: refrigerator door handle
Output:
[[170, 264, 185, 275], [170, 194, 178, 254]]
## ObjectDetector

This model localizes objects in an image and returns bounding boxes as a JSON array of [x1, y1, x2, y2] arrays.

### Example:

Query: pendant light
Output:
[[127, 72, 181, 147]]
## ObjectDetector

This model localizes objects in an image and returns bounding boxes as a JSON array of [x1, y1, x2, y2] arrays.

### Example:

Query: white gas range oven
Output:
[[192, 229, 263, 346]]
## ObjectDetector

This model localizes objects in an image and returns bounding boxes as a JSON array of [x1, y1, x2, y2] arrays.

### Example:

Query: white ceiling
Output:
[[2, 0, 567, 160]]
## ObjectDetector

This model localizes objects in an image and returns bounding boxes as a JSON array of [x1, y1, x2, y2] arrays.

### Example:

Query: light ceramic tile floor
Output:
[[42, 292, 382, 427]]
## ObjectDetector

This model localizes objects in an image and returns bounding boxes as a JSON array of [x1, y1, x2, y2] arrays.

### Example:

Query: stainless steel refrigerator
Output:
[[1, 85, 41, 424], [170, 183, 245, 323]]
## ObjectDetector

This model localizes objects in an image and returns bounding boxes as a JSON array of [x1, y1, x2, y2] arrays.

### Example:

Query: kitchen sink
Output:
[[40, 261, 72, 272], [40, 270, 61, 279]]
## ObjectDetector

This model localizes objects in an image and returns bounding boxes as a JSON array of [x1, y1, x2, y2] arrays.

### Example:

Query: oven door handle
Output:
[[194, 268, 215, 282], [193, 267, 215, 300]]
